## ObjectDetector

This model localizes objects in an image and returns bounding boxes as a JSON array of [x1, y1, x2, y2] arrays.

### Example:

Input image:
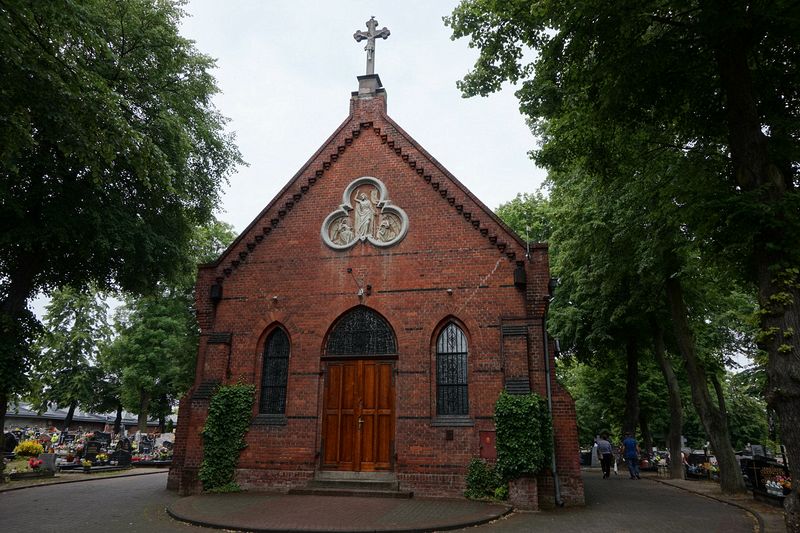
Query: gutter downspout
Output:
[[543, 302, 564, 507]]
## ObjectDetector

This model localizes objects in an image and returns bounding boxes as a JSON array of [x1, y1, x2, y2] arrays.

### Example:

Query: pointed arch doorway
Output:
[[321, 307, 396, 472]]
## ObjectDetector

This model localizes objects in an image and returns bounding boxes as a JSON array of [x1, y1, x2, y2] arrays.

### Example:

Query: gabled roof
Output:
[[205, 85, 533, 285]]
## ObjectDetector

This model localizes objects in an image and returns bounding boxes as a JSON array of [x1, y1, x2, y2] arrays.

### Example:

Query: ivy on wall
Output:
[[199, 383, 255, 492], [494, 390, 553, 482]]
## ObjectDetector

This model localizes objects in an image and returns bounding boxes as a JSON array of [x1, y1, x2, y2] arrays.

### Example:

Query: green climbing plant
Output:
[[464, 458, 503, 500], [199, 383, 255, 492], [494, 391, 553, 482]]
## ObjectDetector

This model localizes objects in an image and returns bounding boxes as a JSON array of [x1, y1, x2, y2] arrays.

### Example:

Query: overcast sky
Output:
[[179, 0, 547, 234]]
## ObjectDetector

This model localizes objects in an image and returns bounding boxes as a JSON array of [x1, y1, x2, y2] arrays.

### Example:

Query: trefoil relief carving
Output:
[[321, 177, 408, 250]]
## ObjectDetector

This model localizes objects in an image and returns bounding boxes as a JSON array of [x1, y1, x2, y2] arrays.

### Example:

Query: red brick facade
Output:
[[168, 79, 584, 507]]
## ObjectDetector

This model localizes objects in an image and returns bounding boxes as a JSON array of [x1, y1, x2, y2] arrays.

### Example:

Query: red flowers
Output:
[[28, 458, 43, 470]]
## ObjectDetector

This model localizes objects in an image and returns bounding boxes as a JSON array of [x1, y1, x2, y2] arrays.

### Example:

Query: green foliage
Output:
[[199, 383, 254, 492], [464, 458, 503, 500], [495, 191, 551, 243], [13, 440, 43, 457], [104, 290, 197, 430], [29, 285, 110, 416], [0, 0, 242, 432], [494, 391, 552, 481]]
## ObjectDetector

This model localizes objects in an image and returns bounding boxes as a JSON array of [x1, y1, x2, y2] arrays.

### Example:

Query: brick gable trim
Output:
[[205, 96, 539, 288]]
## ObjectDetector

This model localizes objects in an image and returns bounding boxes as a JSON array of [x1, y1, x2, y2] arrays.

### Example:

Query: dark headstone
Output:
[[162, 441, 174, 450], [94, 432, 111, 446], [741, 457, 790, 497], [62, 433, 76, 445], [751, 444, 766, 458], [139, 441, 153, 454], [109, 449, 132, 467], [117, 438, 132, 452], [3, 432, 17, 453], [83, 440, 101, 461]]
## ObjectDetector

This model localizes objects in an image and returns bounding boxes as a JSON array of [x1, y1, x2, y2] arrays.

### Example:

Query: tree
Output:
[[104, 218, 237, 432], [106, 290, 196, 433], [495, 191, 551, 243], [29, 285, 110, 431], [0, 0, 242, 477], [446, 0, 799, 517]]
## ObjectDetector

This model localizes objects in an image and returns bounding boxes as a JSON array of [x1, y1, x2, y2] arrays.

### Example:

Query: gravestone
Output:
[[117, 438, 132, 453], [94, 432, 111, 447], [38, 453, 57, 473], [3, 432, 18, 454], [109, 449, 132, 467], [741, 457, 790, 499], [751, 444, 766, 458], [83, 440, 101, 462], [61, 433, 76, 445], [139, 440, 153, 454]]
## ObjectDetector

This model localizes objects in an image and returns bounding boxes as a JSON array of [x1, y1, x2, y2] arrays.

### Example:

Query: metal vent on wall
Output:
[[505, 378, 531, 395], [192, 380, 221, 399], [207, 332, 232, 345], [501, 325, 527, 336]]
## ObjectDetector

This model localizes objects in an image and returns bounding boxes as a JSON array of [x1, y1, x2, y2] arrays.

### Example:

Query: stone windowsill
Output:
[[431, 416, 474, 427], [252, 414, 287, 426]]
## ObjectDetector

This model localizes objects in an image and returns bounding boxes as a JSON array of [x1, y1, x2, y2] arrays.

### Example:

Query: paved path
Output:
[[0, 469, 767, 532]]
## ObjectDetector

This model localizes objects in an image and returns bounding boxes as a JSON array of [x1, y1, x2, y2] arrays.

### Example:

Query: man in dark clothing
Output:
[[596, 431, 614, 479]]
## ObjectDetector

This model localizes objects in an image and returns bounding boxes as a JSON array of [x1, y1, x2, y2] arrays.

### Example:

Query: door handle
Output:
[[358, 417, 364, 429]]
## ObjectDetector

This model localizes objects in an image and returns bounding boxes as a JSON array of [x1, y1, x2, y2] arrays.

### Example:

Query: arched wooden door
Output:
[[321, 307, 396, 471]]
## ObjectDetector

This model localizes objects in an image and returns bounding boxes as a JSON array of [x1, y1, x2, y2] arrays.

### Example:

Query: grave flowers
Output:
[[81, 459, 92, 473], [27, 458, 43, 471], [96, 453, 108, 464]]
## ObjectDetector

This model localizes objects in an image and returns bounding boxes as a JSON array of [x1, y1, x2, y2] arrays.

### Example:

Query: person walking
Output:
[[622, 432, 641, 479], [596, 431, 614, 479]]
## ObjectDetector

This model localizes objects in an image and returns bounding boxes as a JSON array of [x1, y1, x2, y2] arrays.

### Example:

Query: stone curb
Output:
[[166, 495, 513, 533], [0, 468, 167, 493]]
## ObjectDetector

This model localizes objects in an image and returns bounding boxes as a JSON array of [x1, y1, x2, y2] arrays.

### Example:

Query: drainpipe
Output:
[[543, 278, 564, 507]]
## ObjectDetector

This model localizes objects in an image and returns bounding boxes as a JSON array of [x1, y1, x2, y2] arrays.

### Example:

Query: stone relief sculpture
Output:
[[321, 177, 408, 250]]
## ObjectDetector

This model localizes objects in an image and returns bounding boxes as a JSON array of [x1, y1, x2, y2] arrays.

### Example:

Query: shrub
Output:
[[199, 383, 255, 492], [494, 390, 553, 482], [464, 458, 503, 499], [13, 440, 44, 457]]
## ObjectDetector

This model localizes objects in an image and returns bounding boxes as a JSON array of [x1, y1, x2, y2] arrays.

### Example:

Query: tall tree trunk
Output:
[[62, 400, 77, 433], [0, 392, 7, 484], [639, 412, 653, 458], [712, 5, 800, 527], [665, 273, 745, 493], [653, 323, 685, 479], [138, 389, 150, 434], [113, 402, 123, 435], [158, 414, 166, 434], [622, 338, 640, 436]]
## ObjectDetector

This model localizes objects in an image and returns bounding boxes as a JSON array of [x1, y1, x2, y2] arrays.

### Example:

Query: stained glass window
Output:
[[326, 306, 396, 356], [436, 323, 469, 416], [259, 328, 290, 414]]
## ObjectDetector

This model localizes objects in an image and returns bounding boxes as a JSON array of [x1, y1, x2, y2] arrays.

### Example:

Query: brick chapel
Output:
[[168, 22, 584, 506]]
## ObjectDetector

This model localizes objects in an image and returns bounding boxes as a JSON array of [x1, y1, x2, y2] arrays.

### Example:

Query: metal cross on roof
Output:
[[353, 16, 390, 75]]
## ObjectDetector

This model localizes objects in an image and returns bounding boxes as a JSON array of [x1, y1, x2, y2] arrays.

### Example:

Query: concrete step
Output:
[[289, 486, 414, 498], [288, 471, 413, 498]]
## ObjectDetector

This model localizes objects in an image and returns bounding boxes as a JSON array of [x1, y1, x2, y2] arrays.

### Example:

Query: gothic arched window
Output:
[[326, 307, 396, 356], [259, 328, 290, 414], [436, 323, 469, 416]]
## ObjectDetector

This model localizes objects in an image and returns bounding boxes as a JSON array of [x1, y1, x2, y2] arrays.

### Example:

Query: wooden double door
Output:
[[322, 359, 394, 471]]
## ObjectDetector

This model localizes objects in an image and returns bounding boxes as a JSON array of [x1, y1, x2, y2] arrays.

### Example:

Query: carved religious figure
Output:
[[321, 176, 408, 250], [331, 218, 354, 245], [354, 189, 378, 239]]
